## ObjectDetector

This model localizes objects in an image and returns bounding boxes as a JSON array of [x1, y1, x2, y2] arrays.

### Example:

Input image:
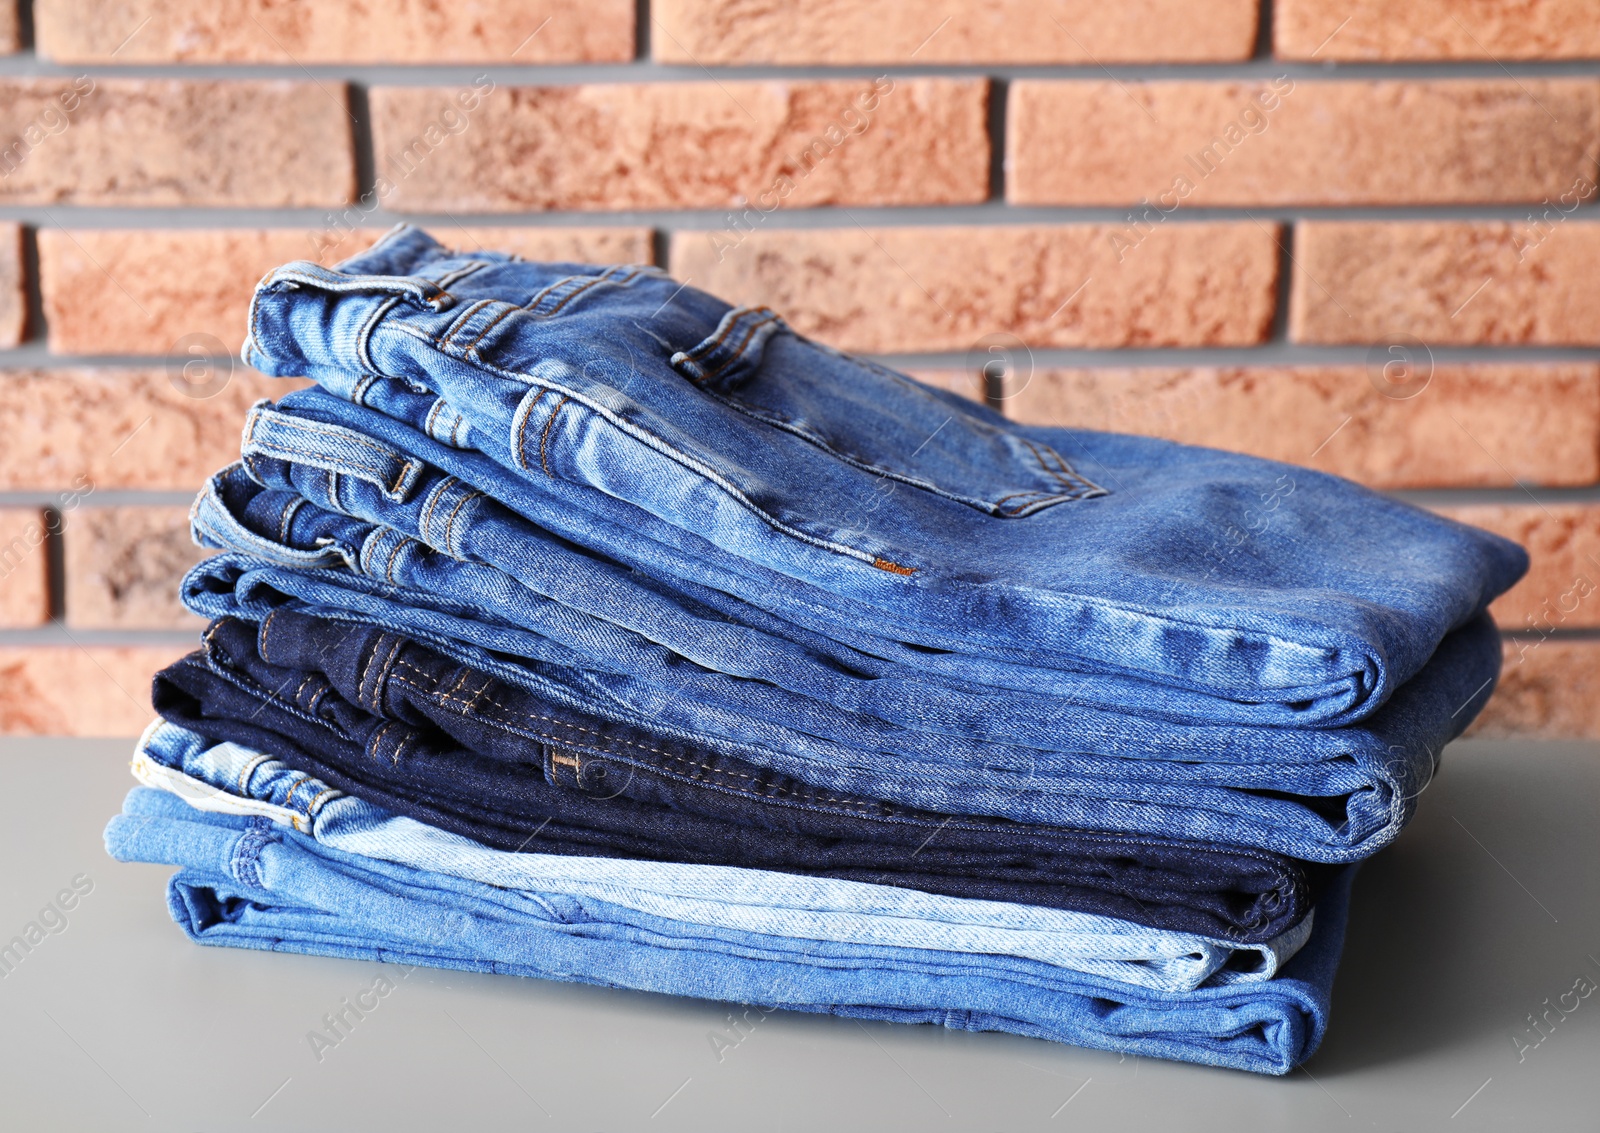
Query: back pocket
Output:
[[670, 306, 1106, 517]]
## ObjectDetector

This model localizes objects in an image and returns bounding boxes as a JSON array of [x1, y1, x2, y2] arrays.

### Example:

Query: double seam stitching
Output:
[[418, 476, 461, 545], [522, 265, 652, 319], [437, 298, 491, 351], [687, 309, 781, 384], [682, 305, 775, 364], [1023, 437, 1100, 497], [539, 396, 570, 476], [458, 302, 519, 356], [441, 487, 484, 557], [366, 634, 406, 715], [382, 534, 412, 584], [510, 389, 548, 473]]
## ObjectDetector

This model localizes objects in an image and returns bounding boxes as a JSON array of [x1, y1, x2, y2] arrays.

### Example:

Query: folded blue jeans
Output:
[[106, 785, 1356, 1074], [151, 610, 1326, 942], [134, 721, 1312, 991], [181, 540, 1504, 863], [241, 224, 1525, 727]]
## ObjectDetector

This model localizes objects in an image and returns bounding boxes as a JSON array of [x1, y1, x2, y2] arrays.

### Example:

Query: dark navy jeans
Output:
[[150, 611, 1326, 943]]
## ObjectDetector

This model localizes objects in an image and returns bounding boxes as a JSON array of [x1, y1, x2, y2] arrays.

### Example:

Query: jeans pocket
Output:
[[670, 305, 1107, 517]]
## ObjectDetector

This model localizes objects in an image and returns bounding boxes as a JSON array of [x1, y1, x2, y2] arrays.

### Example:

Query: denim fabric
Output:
[[150, 612, 1325, 943], [106, 785, 1355, 1074], [212, 387, 1491, 745], [135, 720, 1313, 991], [180, 542, 1505, 863], [240, 224, 1525, 728]]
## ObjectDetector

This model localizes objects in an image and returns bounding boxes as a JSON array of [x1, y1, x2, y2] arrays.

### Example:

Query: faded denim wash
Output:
[[135, 720, 1312, 991], [240, 225, 1524, 728], [106, 785, 1355, 1075]]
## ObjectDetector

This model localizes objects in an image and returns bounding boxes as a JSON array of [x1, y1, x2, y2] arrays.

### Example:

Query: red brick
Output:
[[39, 226, 652, 357], [1291, 221, 1600, 345], [1009, 79, 1600, 206], [671, 224, 1278, 354], [0, 369, 300, 491], [1435, 505, 1600, 631], [369, 78, 988, 212], [1470, 640, 1600, 740], [426, 226, 653, 265], [1277, 0, 1600, 61], [1003, 365, 1599, 489], [0, 646, 181, 735], [0, 222, 23, 347], [0, 79, 355, 207], [35, 0, 632, 63], [63, 507, 208, 631], [0, 509, 51, 629], [652, 0, 1255, 63]]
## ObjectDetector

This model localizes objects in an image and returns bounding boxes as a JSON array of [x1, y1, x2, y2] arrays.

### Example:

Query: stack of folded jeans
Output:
[[106, 226, 1526, 1075]]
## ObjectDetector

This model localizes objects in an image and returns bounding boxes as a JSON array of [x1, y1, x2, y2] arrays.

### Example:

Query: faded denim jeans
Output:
[[106, 783, 1356, 1075], [134, 719, 1313, 992]]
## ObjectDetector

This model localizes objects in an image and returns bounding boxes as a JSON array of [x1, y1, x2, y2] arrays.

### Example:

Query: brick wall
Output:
[[0, 0, 1596, 736]]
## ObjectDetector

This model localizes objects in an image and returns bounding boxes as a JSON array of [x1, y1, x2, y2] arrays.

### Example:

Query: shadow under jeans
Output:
[[1307, 740, 1600, 1076]]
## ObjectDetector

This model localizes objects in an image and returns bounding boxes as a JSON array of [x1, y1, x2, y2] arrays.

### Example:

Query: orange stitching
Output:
[[366, 719, 395, 764], [687, 306, 774, 364], [383, 534, 408, 584], [369, 634, 405, 710], [418, 475, 459, 541], [513, 389, 547, 472], [440, 488, 484, 557], [540, 275, 608, 318], [1022, 437, 1095, 495], [303, 784, 341, 814], [872, 557, 916, 576], [539, 396, 569, 476], [437, 299, 490, 350], [258, 606, 286, 665], [695, 311, 780, 383], [460, 303, 518, 355]]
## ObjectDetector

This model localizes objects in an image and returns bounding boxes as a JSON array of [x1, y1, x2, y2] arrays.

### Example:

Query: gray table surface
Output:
[[0, 737, 1594, 1132]]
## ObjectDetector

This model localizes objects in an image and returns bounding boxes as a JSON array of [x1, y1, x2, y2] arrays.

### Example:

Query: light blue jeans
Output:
[[135, 720, 1310, 992], [241, 224, 1525, 728], [106, 782, 1355, 1075]]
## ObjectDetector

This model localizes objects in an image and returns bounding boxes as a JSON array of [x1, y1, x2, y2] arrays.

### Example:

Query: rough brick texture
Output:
[[1437, 505, 1600, 631], [369, 78, 988, 212], [652, 0, 1256, 63], [1003, 365, 1600, 489], [0, 79, 356, 207], [0, 647, 184, 735], [39, 226, 652, 356], [0, 223, 23, 348], [1470, 640, 1600, 739], [0, 369, 300, 491], [63, 507, 208, 630], [35, 0, 633, 63], [672, 224, 1278, 354], [0, 509, 50, 629], [1277, 0, 1600, 61], [1009, 79, 1600, 206], [1292, 221, 1600, 345]]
